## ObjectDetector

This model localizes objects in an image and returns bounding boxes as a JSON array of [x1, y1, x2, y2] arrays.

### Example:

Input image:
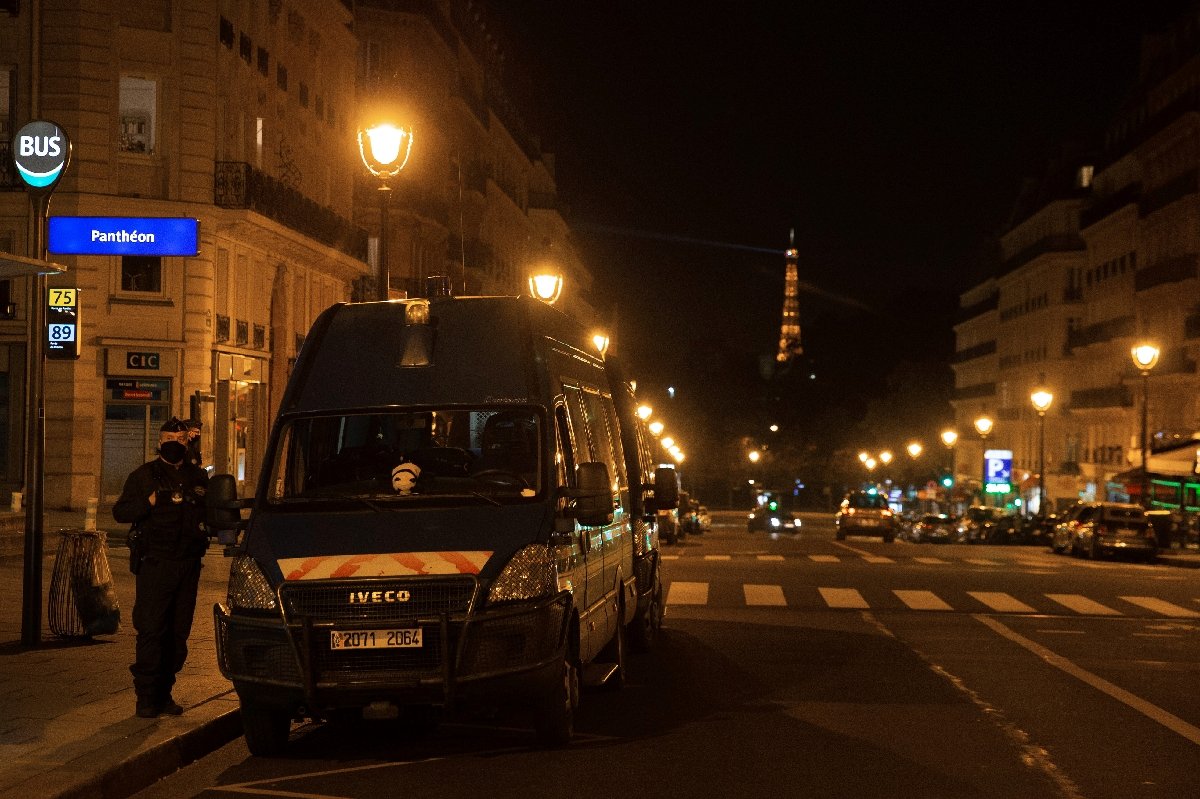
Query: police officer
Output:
[[113, 417, 210, 718]]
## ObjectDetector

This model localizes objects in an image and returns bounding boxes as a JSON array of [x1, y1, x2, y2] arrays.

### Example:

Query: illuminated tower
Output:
[[776, 229, 802, 364]]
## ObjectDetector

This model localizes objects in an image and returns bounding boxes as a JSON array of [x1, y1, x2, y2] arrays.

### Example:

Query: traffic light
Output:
[[767, 499, 779, 512], [940, 474, 954, 489]]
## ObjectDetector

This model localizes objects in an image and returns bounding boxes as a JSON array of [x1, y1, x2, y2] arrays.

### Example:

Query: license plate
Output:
[[860, 519, 878, 526], [330, 628, 423, 650]]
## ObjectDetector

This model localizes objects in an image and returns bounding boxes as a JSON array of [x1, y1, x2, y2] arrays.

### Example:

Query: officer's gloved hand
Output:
[[156, 488, 181, 507]]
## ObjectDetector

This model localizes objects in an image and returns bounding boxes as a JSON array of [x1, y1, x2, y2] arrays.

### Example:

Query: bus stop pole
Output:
[[21, 192, 49, 646]]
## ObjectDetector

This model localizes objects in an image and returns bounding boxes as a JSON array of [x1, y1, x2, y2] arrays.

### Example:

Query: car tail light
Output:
[[881, 509, 893, 517]]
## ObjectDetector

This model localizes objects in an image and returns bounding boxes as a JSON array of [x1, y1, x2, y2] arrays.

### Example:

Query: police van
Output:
[[209, 295, 647, 755]]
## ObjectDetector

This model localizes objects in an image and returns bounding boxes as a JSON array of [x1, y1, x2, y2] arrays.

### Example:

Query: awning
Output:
[[0, 251, 66, 278], [1146, 438, 1200, 477]]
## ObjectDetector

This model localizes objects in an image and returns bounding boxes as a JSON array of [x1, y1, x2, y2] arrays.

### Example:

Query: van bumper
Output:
[[214, 591, 570, 712]]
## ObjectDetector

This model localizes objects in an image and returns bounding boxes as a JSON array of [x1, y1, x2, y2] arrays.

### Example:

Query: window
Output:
[[236, 319, 248, 346], [119, 76, 157, 154], [255, 117, 264, 168], [257, 47, 269, 76], [239, 32, 252, 64], [1077, 164, 1094, 188], [0, 66, 13, 187], [121, 255, 162, 292], [299, 82, 309, 108], [277, 64, 288, 91], [219, 16, 234, 48]]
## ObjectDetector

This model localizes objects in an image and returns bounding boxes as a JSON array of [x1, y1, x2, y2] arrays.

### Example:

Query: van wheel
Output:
[[600, 600, 628, 691], [629, 572, 663, 652], [242, 703, 291, 757], [535, 656, 578, 747]]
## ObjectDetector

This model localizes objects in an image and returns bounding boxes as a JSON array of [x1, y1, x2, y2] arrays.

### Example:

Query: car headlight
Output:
[[770, 517, 781, 528], [227, 556, 279, 612], [488, 544, 558, 604]]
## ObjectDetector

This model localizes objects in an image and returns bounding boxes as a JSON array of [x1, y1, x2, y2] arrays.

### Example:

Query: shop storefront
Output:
[[100, 347, 177, 502]]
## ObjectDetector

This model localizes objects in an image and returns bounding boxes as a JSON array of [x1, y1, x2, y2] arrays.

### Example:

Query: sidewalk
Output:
[[0, 509, 241, 799]]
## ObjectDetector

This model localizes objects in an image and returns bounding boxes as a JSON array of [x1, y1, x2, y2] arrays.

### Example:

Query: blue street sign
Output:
[[984, 448, 1013, 494], [48, 216, 199, 256]]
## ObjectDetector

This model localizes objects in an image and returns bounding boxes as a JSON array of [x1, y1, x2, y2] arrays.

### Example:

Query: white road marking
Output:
[[819, 587, 869, 609], [808, 555, 840, 563], [1016, 559, 1054, 567], [703, 554, 731, 561], [968, 592, 1037, 613], [661, 554, 680, 560], [756, 554, 785, 562], [894, 590, 952, 611], [1120, 596, 1200, 618], [965, 559, 1000, 566], [667, 581, 708, 605], [913, 557, 947, 565], [863, 556, 894, 563], [744, 584, 787, 606], [1046, 594, 1121, 616], [975, 615, 1200, 747]]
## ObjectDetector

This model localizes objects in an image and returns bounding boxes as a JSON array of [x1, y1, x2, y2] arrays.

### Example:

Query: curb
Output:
[[1158, 553, 1200, 569], [53, 709, 243, 799]]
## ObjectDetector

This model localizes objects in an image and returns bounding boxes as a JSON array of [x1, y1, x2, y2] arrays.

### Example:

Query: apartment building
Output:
[[953, 10, 1200, 511], [0, 0, 593, 510]]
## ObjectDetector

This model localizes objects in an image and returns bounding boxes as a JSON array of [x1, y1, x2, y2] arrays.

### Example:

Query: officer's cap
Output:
[[160, 417, 189, 433]]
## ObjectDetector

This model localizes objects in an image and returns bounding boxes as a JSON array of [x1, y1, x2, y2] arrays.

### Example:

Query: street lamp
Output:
[[637, 405, 653, 421], [748, 450, 761, 464], [940, 429, 958, 514], [858, 451, 869, 464], [528, 272, 564, 304], [1030, 388, 1054, 517], [1131, 343, 1160, 507], [648, 421, 664, 437], [879, 450, 893, 465], [973, 416, 993, 439], [358, 122, 414, 301], [906, 442, 923, 459]]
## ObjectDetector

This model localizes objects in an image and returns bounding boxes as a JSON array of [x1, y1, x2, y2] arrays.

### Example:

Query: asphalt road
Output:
[[133, 510, 1200, 799]]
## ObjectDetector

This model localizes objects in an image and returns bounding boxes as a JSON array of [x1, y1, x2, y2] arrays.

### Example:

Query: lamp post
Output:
[[940, 429, 958, 514], [1030, 389, 1054, 518], [1131, 343, 1160, 508], [973, 415, 993, 505], [358, 122, 414, 301]]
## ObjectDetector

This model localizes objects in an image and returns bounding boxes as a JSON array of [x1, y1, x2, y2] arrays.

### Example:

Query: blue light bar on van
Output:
[[48, 216, 200, 256]]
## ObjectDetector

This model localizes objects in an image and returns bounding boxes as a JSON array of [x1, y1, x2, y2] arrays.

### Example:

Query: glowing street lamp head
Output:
[[865, 457, 877, 471], [592, 333, 610, 356], [1030, 389, 1054, 414], [907, 442, 923, 459], [940, 429, 958, 448], [661, 437, 675, 450], [879, 450, 893, 465], [528, 272, 564, 304], [974, 416, 994, 437], [357, 123, 413, 179], [673, 450, 685, 464], [636, 405, 653, 421], [748, 450, 761, 464], [648, 421, 664, 437], [857, 451, 869, 463], [1131, 343, 1160, 372]]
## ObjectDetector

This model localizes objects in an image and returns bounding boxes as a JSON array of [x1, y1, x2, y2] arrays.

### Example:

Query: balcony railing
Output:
[[1069, 385, 1133, 410], [1062, 285, 1083, 303], [953, 382, 996, 401], [1079, 182, 1141, 229], [1065, 314, 1134, 350], [956, 291, 998, 324], [1134, 253, 1198, 293], [1139, 168, 1199, 218], [215, 162, 368, 261], [951, 339, 997, 364], [1000, 233, 1085, 276]]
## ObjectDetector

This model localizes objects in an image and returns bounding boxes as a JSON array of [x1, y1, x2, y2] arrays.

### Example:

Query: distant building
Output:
[[954, 7, 1200, 512], [0, 0, 593, 509]]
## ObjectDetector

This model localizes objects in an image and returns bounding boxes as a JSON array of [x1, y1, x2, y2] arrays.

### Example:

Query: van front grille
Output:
[[280, 577, 477, 623]]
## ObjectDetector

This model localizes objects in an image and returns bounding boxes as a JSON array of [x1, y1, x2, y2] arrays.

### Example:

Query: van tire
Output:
[[242, 703, 291, 757], [629, 570, 663, 652], [535, 656, 578, 747], [600, 599, 627, 691]]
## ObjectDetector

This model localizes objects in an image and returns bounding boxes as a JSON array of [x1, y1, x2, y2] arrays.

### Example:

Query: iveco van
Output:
[[209, 296, 638, 755]]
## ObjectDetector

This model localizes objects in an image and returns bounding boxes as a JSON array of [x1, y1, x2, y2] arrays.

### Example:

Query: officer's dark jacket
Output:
[[113, 458, 209, 560]]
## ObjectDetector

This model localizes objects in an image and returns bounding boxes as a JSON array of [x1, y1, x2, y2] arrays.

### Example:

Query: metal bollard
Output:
[[84, 498, 98, 532]]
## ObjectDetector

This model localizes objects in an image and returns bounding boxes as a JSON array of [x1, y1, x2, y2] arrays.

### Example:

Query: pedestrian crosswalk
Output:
[[665, 580, 1200, 618], [658, 552, 1141, 570]]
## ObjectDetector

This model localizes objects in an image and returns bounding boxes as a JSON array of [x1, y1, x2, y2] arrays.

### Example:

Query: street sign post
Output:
[[46, 287, 80, 360], [12, 120, 72, 647], [984, 449, 1013, 495]]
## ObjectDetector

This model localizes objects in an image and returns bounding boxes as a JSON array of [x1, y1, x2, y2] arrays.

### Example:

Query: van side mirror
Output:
[[653, 465, 679, 510], [571, 461, 613, 527], [206, 474, 245, 546]]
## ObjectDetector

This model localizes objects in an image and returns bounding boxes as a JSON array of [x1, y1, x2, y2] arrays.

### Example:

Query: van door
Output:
[[580, 389, 631, 617], [553, 404, 587, 610]]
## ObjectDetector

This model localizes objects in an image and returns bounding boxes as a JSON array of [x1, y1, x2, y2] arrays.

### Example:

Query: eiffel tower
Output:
[[775, 229, 802, 367]]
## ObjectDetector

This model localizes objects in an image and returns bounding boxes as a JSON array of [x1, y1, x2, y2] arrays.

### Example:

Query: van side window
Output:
[[580, 390, 624, 492], [555, 405, 576, 488], [563, 385, 593, 460]]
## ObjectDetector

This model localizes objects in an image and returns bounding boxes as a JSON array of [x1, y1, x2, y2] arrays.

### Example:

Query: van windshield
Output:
[[266, 408, 542, 505]]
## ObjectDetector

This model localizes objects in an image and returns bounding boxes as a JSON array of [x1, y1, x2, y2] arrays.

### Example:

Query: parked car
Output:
[[696, 505, 711, 532], [1049, 503, 1089, 554], [1069, 502, 1158, 561], [835, 491, 896, 542], [908, 513, 957, 543]]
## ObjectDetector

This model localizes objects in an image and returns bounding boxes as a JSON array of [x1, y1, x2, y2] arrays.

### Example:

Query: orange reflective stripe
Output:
[[285, 556, 329, 581], [390, 552, 430, 575], [330, 554, 375, 578]]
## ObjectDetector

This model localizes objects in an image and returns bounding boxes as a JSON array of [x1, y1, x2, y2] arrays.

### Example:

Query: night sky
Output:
[[488, 1, 1192, 472]]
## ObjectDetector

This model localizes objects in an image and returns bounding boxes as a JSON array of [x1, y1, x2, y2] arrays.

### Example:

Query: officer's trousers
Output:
[[130, 555, 202, 701]]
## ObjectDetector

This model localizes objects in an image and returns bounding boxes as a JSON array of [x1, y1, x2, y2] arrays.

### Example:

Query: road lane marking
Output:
[[819, 587, 869, 609], [667, 581, 708, 605], [894, 590, 952, 611], [975, 614, 1200, 747], [831, 541, 876, 557], [968, 592, 1037, 613], [1045, 594, 1122, 616], [744, 584, 787, 606], [756, 555, 785, 562], [661, 554, 680, 560], [1016, 559, 1054, 567], [1119, 596, 1200, 618], [703, 554, 731, 561], [808, 555, 840, 563], [913, 557, 947, 565], [965, 559, 1000, 566], [863, 556, 894, 563]]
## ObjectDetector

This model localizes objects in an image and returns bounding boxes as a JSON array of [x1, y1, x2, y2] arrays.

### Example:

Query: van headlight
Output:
[[228, 556, 279, 612], [488, 544, 557, 604]]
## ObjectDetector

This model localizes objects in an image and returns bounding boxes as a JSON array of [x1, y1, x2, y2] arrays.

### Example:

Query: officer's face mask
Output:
[[160, 440, 188, 464]]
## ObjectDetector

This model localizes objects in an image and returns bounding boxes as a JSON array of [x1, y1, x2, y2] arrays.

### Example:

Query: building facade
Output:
[[0, 0, 593, 509], [953, 10, 1200, 512]]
